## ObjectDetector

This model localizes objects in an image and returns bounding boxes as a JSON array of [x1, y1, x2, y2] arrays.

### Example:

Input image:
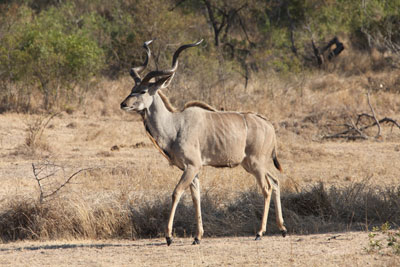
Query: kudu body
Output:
[[120, 40, 287, 245]]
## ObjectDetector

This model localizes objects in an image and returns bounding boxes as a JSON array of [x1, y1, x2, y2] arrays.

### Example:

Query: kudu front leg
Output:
[[190, 174, 204, 245], [166, 165, 199, 246]]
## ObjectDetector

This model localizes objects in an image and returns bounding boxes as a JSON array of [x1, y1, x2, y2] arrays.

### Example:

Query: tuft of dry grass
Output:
[[11, 113, 59, 157], [0, 197, 132, 242], [1, 180, 399, 242]]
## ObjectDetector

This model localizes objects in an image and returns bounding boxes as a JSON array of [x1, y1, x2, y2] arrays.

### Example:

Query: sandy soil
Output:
[[0, 232, 399, 266], [1, 112, 399, 192], [1, 112, 399, 266]]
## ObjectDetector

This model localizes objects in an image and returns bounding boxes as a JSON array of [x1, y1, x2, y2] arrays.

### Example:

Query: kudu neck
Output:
[[145, 92, 173, 120], [141, 92, 177, 150]]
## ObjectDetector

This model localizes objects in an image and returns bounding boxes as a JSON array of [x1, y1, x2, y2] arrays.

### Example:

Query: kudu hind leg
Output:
[[254, 171, 273, 240], [166, 165, 199, 246], [190, 175, 204, 245], [267, 172, 287, 237]]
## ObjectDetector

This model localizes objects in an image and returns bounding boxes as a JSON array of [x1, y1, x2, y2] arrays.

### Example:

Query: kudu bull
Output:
[[120, 40, 287, 246]]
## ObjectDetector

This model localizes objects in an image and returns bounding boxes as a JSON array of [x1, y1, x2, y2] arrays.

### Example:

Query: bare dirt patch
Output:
[[0, 233, 399, 266]]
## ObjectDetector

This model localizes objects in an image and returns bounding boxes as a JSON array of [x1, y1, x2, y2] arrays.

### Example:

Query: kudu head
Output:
[[120, 39, 203, 112]]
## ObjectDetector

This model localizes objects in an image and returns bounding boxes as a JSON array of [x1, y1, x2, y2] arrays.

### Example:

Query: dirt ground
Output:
[[0, 232, 398, 266], [0, 111, 400, 266], [1, 112, 399, 194]]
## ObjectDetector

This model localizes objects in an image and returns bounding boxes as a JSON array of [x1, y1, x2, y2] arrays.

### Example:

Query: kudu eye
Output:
[[140, 91, 146, 95]]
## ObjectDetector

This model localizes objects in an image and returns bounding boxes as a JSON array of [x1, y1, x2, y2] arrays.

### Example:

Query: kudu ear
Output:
[[148, 74, 175, 95]]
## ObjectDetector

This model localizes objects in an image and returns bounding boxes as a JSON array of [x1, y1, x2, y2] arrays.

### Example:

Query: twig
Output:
[[355, 113, 374, 126], [360, 118, 400, 131], [366, 91, 381, 138], [32, 163, 45, 203], [42, 167, 94, 200], [32, 162, 96, 203], [350, 118, 368, 139], [323, 116, 400, 140], [323, 134, 367, 140], [323, 118, 368, 140], [36, 112, 59, 144]]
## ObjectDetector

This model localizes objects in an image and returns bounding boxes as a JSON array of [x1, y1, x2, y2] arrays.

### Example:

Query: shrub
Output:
[[0, 3, 104, 111], [1, 0, 399, 112]]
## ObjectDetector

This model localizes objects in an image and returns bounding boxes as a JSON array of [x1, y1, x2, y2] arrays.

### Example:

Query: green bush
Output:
[[1, 0, 399, 112], [0, 3, 104, 111]]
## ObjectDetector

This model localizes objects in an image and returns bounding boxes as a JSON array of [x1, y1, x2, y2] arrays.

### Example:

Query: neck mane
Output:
[[157, 90, 177, 112], [157, 91, 217, 113]]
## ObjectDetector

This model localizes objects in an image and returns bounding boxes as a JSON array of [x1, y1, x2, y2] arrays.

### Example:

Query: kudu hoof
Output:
[[166, 237, 173, 246], [281, 230, 287, 238], [192, 237, 201, 245], [255, 234, 261, 241]]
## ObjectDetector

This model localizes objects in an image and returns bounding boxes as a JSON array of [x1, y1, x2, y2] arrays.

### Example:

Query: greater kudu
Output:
[[120, 40, 287, 246]]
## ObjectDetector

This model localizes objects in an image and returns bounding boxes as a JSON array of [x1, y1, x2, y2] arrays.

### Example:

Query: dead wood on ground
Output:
[[323, 92, 400, 140]]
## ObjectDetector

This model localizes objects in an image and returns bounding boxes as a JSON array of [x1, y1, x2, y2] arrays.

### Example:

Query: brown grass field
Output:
[[0, 71, 400, 265]]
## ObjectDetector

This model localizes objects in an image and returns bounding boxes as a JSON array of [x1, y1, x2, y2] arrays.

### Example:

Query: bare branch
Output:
[[286, 6, 297, 55], [366, 91, 381, 139], [203, 0, 224, 46], [305, 25, 323, 66], [32, 161, 98, 203], [361, 117, 400, 131], [323, 92, 400, 140], [350, 118, 368, 139], [32, 163, 44, 203], [237, 13, 253, 46], [36, 113, 59, 145], [41, 167, 94, 200]]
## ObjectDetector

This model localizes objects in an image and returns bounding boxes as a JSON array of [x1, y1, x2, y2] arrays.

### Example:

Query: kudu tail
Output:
[[272, 147, 283, 172]]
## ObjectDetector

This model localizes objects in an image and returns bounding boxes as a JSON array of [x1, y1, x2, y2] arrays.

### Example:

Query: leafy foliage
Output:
[[0, 0, 399, 112], [0, 3, 104, 111]]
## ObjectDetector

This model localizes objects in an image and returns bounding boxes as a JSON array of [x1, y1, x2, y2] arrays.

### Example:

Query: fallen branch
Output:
[[323, 93, 400, 140], [324, 117, 400, 140], [366, 91, 381, 138]]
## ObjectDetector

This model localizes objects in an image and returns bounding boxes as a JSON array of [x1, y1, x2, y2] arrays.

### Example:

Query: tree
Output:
[[0, 3, 104, 111]]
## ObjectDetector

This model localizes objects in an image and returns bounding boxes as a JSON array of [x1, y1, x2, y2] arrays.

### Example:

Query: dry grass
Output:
[[0, 197, 132, 242], [0, 179, 399, 242], [0, 66, 399, 244], [10, 114, 58, 157]]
